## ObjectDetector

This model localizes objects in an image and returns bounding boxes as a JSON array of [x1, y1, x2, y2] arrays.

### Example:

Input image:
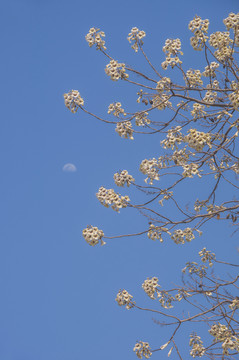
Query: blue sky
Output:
[[1, 0, 239, 359]]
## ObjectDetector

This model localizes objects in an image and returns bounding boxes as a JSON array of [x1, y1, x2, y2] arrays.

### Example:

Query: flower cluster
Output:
[[209, 323, 232, 342], [232, 162, 239, 174], [171, 228, 195, 244], [207, 80, 220, 89], [96, 186, 130, 212], [223, 12, 239, 30], [135, 112, 151, 126], [115, 289, 134, 309], [229, 297, 239, 310], [161, 38, 183, 69], [158, 191, 173, 206], [161, 126, 183, 150], [203, 90, 217, 105], [142, 277, 160, 299], [152, 94, 172, 110], [202, 62, 219, 77], [194, 199, 207, 213], [191, 103, 206, 120], [206, 204, 226, 215], [114, 170, 135, 187], [182, 163, 201, 178], [186, 69, 203, 87], [127, 27, 146, 52], [108, 102, 126, 117], [133, 341, 152, 359], [116, 121, 134, 139], [105, 60, 128, 81], [189, 16, 209, 50], [64, 90, 84, 113], [229, 89, 239, 109], [140, 158, 160, 184], [156, 77, 171, 92], [209, 31, 233, 62], [182, 262, 207, 277], [158, 290, 174, 308], [189, 334, 206, 358], [85, 27, 106, 50], [82, 225, 105, 246], [184, 129, 211, 151], [222, 336, 239, 355], [147, 224, 163, 241], [172, 148, 189, 165], [198, 248, 215, 267], [209, 31, 232, 49]]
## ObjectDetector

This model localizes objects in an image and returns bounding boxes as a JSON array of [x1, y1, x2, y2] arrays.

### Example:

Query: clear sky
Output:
[[1, 0, 238, 359]]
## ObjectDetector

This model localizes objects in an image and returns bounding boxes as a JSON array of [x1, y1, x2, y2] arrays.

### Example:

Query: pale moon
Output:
[[62, 163, 77, 172]]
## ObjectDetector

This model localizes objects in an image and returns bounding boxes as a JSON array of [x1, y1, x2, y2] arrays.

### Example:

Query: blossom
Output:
[[82, 225, 105, 246], [85, 27, 106, 50], [127, 27, 146, 52], [64, 90, 84, 113]]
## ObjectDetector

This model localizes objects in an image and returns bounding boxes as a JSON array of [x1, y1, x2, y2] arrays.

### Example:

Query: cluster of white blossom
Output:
[[209, 31, 232, 49], [140, 158, 160, 184], [172, 148, 189, 165], [152, 94, 172, 110], [142, 277, 160, 299], [186, 69, 203, 87], [85, 27, 106, 50], [147, 224, 163, 241], [229, 297, 239, 310], [224, 12, 239, 46], [202, 62, 219, 77], [115, 289, 134, 309], [156, 77, 171, 92], [223, 12, 239, 30], [206, 204, 226, 215], [135, 112, 151, 126], [221, 336, 239, 355], [203, 90, 218, 104], [127, 27, 146, 52], [105, 59, 128, 81], [198, 248, 215, 267], [209, 31, 233, 61], [82, 225, 105, 246], [158, 191, 173, 206], [232, 162, 239, 174], [114, 170, 135, 187], [116, 121, 134, 139], [206, 79, 220, 89], [171, 228, 195, 244], [133, 341, 152, 359], [161, 38, 183, 69], [108, 102, 126, 117], [194, 199, 208, 212], [188, 16, 209, 50], [96, 186, 130, 212], [182, 163, 201, 178], [158, 290, 174, 309], [64, 90, 84, 113], [191, 103, 206, 120], [208, 323, 239, 355], [161, 126, 183, 150], [189, 334, 206, 358], [229, 89, 239, 109], [209, 323, 232, 342], [182, 262, 207, 277], [184, 129, 211, 151]]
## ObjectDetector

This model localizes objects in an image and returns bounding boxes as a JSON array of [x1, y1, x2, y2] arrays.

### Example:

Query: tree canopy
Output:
[[64, 12, 239, 359]]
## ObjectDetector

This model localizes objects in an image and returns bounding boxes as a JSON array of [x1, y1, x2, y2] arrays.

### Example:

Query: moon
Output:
[[62, 163, 77, 172]]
